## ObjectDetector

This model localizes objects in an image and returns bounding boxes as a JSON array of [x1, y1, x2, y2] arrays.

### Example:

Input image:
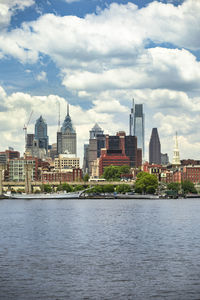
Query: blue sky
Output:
[[0, 0, 200, 162]]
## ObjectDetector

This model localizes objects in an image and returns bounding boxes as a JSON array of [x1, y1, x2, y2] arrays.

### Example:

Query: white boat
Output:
[[4, 191, 81, 199]]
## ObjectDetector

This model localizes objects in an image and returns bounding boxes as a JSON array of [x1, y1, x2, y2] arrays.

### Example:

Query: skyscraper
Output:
[[149, 128, 161, 164], [172, 132, 180, 166], [90, 123, 104, 139], [87, 123, 105, 175], [35, 116, 49, 153], [129, 99, 145, 158], [57, 104, 76, 155]]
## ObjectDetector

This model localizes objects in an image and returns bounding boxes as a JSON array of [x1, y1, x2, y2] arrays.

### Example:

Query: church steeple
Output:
[[172, 132, 181, 166]]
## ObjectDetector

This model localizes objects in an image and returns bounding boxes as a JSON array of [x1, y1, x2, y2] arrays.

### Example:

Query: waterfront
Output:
[[1, 199, 200, 299]]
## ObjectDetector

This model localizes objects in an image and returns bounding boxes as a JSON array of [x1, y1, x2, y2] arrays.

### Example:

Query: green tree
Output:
[[62, 183, 73, 192], [102, 184, 115, 193], [92, 185, 103, 194], [167, 182, 180, 193], [83, 173, 90, 182], [181, 180, 197, 194], [42, 184, 52, 193], [119, 165, 131, 175], [116, 184, 131, 194], [103, 165, 130, 181], [135, 172, 158, 194], [73, 184, 84, 192]]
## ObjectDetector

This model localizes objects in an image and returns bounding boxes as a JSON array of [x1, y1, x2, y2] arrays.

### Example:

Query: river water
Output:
[[0, 199, 200, 299]]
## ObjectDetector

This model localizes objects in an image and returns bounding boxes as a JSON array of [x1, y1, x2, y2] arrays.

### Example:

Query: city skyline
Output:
[[0, 0, 199, 162]]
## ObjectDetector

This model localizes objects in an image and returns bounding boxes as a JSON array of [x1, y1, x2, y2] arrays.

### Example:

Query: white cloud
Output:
[[1, 84, 200, 163], [61, 48, 200, 93], [0, 0, 200, 162], [0, 0, 34, 29], [0, 86, 123, 162], [0, 0, 198, 97], [1, 0, 199, 67], [36, 71, 47, 82]]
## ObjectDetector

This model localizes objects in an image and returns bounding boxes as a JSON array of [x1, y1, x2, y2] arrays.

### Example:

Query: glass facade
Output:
[[130, 102, 145, 158], [149, 128, 161, 164], [35, 116, 49, 152]]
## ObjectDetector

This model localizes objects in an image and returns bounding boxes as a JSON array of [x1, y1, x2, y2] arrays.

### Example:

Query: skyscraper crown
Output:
[[61, 104, 75, 134]]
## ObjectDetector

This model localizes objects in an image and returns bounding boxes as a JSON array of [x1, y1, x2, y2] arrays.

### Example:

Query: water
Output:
[[0, 199, 200, 299]]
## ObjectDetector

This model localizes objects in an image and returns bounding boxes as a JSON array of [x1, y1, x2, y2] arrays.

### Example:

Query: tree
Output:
[[57, 183, 73, 192], [103, 165, 130, 181], [167, 182, 180, 193], [135, 172, 158, 194], [102, 184, 115, 193], [119, 165, 130, 175], [73, 184, 84, 192], [83, 173, 89, 182], [181, 180, 197, 194], [42, 184, 52, 193], [62, 183, 73, 192], [116, 184, 131, 194]]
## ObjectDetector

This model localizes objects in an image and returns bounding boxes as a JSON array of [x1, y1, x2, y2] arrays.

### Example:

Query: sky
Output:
[[0, 0, 200, 163]]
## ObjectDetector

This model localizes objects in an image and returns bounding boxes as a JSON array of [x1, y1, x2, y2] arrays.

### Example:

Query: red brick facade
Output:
[[99, 152, 130, 176]]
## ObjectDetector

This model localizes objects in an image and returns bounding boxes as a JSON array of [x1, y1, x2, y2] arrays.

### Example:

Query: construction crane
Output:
[[23, 110, 33, 151]]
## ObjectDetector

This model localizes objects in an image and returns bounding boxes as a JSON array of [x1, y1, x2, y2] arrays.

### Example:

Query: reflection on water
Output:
[[0, 199, 200, 299]]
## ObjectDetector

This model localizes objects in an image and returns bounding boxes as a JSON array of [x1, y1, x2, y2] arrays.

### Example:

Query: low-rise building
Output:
[[8, 158, 38, 181], [54, 154, 80, 170], [42, 168, 82, 183]]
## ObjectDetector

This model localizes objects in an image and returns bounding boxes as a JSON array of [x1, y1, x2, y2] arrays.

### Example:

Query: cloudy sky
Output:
[[0, 0, 200, 163]]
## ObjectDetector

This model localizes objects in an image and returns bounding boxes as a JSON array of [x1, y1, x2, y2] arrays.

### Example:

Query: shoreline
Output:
[[1, 194, 200, 200]]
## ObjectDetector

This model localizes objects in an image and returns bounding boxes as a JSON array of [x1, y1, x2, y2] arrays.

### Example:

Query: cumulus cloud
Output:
[[36, 71, 47, 82], [0, 0, 34, 29], [1, 84, 200, 162], [61, 47, 200, 93], [0, 0, 199, 65], [0, 0, 199, 96], [0, 86, 123, 161], [0, 0, 200, 162]]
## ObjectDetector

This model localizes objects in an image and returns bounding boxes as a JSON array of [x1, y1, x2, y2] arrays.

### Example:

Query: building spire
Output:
[[129, 98, 135, 136], [172, 132, 180, 166], [67, 103, 69, 116]]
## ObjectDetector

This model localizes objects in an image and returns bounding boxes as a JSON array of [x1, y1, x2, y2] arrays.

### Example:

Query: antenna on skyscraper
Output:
[[132, 98, 134, 114]]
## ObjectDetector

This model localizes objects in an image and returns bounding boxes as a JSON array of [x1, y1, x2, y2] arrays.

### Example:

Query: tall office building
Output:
[[161, 153, 169, 165], [172, 132, 180, 166], [35, 116, 49, 153], [99, 131, 142, 175], [129, 99, 145, 158], [83, 144, 89, 174], [57, 104, 76, 155], [90, 123, 104, 139], [149, 128, 161, 164], [87, 123, 105, 175]]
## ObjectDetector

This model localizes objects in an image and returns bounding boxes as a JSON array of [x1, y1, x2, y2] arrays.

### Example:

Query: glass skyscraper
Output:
[[34, 116, 49, 153], [149, 128, 161, 164], [129, 99, 145, 158]]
